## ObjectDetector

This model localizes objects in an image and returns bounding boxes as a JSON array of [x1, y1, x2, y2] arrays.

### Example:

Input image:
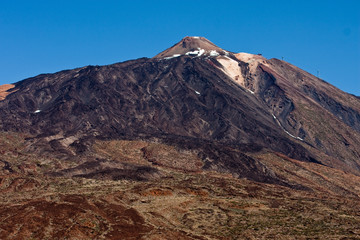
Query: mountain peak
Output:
[[154, 36, 228, 58], [179, 36, 218, 49]]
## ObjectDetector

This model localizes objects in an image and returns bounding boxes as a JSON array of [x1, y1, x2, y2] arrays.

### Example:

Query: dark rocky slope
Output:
[[0, 36, 359, 181]]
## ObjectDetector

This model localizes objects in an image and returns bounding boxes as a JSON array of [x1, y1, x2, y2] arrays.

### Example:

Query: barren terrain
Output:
[[1, 132, 360, 239], [1, 37, 360, 239]]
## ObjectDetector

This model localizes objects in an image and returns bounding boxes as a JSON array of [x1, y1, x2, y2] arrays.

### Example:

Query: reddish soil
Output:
[[0, 84, 16, 101], [0, 194, 152, 240]]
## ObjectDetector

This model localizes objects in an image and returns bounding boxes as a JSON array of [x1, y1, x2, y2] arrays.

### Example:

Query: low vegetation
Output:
[[1, 132, 360, 239]]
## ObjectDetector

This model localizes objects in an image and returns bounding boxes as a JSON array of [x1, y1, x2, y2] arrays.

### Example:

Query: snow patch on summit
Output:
[[164, 54, 181, 60], [198, 48, 205, 56], [210, 50, 219, 57], [185, 48, 205, 57]]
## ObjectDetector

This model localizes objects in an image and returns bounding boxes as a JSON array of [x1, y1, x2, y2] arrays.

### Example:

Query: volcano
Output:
[[1, 37, 360, 239], [1, 36, 359, 175]]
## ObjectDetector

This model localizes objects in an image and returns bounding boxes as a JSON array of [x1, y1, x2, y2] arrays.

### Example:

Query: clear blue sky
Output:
[[1, 0, 359, 95]]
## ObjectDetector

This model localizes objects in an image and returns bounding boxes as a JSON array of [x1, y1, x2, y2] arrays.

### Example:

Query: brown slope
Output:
[[228, 53, 360, 173], [0, 84, 16, 101], [259, 60, 360, 172]]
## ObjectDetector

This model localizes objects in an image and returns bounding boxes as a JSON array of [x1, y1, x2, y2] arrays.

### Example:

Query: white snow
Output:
[[195, 91, 200, 95], [185, 48, 205, 57], [284, 129, 304, 141], [186, 50, 200, 55], [210, 50, 219, 57], [272, 114, 303, 141], [198, 48, 205, 56], [192, 36, 200, 39], [34, 110, 41, 113], [164, 54, 181, 60]]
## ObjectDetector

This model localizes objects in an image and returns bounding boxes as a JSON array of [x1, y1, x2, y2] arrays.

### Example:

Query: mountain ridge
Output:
[[0, 37, 359, 176]]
